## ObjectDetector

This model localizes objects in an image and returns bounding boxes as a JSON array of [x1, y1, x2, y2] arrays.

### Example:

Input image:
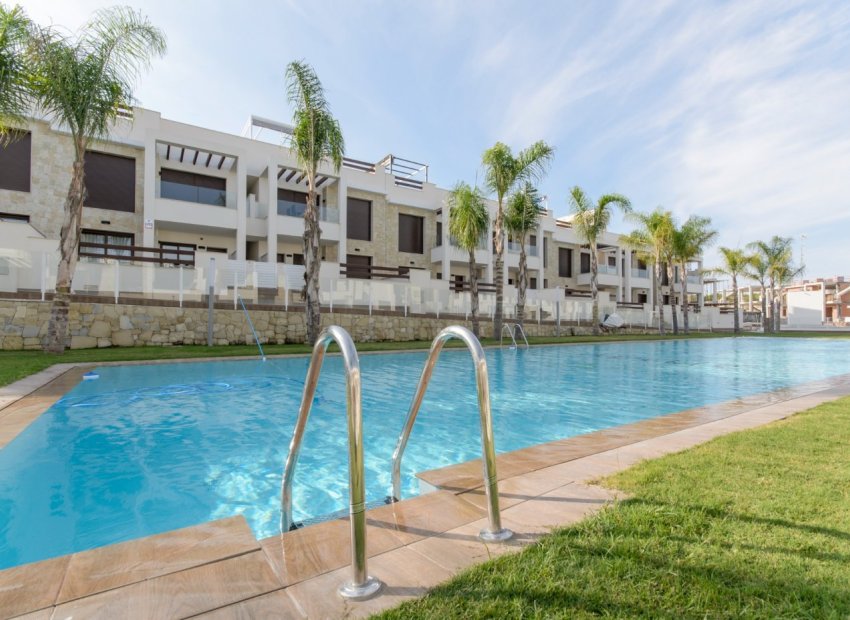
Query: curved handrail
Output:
[[390, 325, 513, 542], [513, 323, 530, 348], [280, 326, 382, 600], [500, 324, 518, 349]]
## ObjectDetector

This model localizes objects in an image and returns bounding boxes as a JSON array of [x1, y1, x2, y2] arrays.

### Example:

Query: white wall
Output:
[[786, 289, 824, 326]]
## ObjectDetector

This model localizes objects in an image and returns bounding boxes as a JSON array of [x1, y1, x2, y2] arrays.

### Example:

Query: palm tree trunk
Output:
[[590, 243, 600, 336], [493, 198, 504, 338], [44, 155, 86, 353], [654, 257, 665, 335], [680, 260, 689, 334], [732, 274, 740, 333], [766, 278, 775, 333], [469, 249, 479, 338], [667, 262, 679, 335], [760, 282, 768, 332], [516, 236, 527, 328], [303, 175, 322, 345], [774, 295, 782, 332]]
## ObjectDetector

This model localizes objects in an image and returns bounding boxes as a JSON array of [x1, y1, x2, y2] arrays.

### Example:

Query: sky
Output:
[[19, 0, 850, 280]]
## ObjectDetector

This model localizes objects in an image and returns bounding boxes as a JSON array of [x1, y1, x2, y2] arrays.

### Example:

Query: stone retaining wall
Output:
[[0, 299, 646, 350]]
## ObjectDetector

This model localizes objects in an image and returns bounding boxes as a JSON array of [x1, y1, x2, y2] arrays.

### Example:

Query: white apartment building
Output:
[[0, 107, 704, 309]]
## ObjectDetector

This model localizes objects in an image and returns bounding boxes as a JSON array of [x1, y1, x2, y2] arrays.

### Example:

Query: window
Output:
[[436, 221, 442, 246], [277, 188, 311, 217], [530, 235, 537, 247], [637, 293, 647, 304], [275, 253, 304, 265], [347, 197, 371, 240], [544, 279, 549, 288], [79, 229, 134, 259], [84, 151, 136, 212], [580, 253, 591, 274], [398, 213, 424, 253], [530, 277, 537, 289], [558, 248, 572, 277], [346, 254, 372, 279], [608, 255, 616, 268], [160, 169, 226, 206], [0, 131, 31, 192], [0, 212, 29, 223], [159, 241, 195, 263], [543, 238, 548, 268]]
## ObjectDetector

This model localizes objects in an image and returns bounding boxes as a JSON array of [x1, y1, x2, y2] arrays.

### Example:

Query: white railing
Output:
[[506, 241, 539, 256], [0, 249, 735, 330], [631, 268, 649, 279]]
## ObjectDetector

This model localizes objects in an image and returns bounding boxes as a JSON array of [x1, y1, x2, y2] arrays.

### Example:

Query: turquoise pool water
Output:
[[2, 336, 850, 569]]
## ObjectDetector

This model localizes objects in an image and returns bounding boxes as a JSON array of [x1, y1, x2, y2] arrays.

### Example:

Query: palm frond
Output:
[[285, 60, 344, 175], [447, 181, 489, 252], [505, 182, 541, 237], [514, 140, 554, 185], [29, 6, 165, 148], [0, 3, 35, 142]]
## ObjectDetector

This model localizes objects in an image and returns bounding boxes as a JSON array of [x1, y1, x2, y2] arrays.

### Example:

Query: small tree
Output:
[[744, 248, 770, 332], [32, 7, 166, 353], [622, 208, 674, 335], [569, 187, 631, 335], [482, 141, 553, 338], [447, 182, 489, 338], [714, 247, 750, 334], [505, 182, 541, 329], [285, 60, 345, 345], [671, 216, 716, 334], [0, 3, 33, 143]]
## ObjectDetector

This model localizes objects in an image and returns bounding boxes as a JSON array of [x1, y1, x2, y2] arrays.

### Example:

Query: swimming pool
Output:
[[2, 336, 850, 569]]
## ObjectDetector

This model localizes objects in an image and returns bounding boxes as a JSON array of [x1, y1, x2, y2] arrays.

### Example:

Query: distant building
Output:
[[783, 277, 850, 327]]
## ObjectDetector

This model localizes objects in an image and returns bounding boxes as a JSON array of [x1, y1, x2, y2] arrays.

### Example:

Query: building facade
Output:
[[0, 107, 704, 307]]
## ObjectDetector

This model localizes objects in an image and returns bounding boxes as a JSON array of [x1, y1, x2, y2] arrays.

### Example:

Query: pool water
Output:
[[2, 337, 850, 569]]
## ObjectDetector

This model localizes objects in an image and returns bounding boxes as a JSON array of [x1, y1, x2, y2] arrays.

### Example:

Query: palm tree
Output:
[[622, 208, 672, 335], [31, 7, 166, 353], [505, 182, 542, 329], [481, 141, 553, 338], [285, 60, 345, 345], [714, 247, 750, 334], [570, 187, 631, 335], [744, 250, 770, 332], [447, 182, 489, 337], [0, 3, 33, 143], [671, 216, 716, 334]]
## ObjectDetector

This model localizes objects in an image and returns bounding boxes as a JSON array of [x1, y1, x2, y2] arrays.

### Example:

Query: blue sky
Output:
[[22, 0, 850, 279]]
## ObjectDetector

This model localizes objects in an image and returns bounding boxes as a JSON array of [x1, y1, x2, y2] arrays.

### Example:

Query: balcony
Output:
[[506, 241, 539, 256], [277, 200, 339, 223], [577, 267, 621, 287], [631, 268, 650, 280], [431, 242, 489, 266]]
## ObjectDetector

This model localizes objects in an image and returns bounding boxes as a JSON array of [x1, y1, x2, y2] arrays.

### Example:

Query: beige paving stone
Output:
[[500, 483, 617, 532], [364, 490, 486, 544], [58, 516, 259, 603], [259, 514, 406, 587], [285, 546, 452, 620], [0, 554, 69, 619], [190, 589, 303, 619], [52, 550, 281, 620]]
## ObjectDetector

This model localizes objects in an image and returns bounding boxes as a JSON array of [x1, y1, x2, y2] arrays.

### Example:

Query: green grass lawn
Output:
[[0, 332, 731, 389], [375, 397, 850, 619]]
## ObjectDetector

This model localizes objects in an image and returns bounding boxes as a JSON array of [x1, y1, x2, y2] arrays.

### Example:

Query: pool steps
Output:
[[281, 324, 512, 601]]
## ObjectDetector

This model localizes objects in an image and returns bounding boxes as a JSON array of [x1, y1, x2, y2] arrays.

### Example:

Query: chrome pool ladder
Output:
[[500, 323, 529, 349], [390, 325, 513, 542], [279, 326, 382, 600]]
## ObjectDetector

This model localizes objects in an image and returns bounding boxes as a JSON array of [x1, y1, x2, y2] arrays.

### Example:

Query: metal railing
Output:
[[389, 325, 512, 542], [500, 323, 529, 349], [279, 326, 382, 600]]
